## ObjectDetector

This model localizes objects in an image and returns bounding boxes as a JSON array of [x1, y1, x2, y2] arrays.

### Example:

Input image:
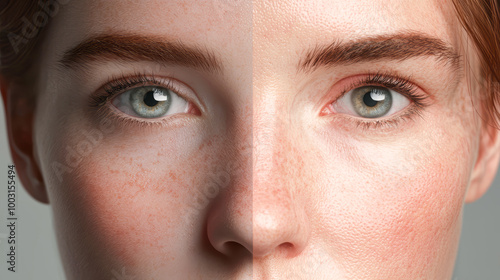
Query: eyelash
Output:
[[89, 74, 180, 107], [331, 73, 431, 130], [88, 73, 191, 127]]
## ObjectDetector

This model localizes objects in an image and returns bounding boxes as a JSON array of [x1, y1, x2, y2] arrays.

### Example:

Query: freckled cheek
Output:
[[46, 136, 217, 270]]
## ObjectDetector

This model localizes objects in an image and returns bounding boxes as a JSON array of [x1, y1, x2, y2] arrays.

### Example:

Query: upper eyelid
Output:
[[104, 76, 179, 95], [337, 74, 431, 108], [339, 75, 417, 100], [91, 74, 198, 110]]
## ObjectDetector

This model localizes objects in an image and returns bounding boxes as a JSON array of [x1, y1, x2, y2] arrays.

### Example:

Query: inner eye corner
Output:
[[318, 103, 334, 117]]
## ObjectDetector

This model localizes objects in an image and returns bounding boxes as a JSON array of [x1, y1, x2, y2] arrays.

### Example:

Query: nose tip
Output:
[[206, 190, 310, 260], [251, 192, 310, 258]]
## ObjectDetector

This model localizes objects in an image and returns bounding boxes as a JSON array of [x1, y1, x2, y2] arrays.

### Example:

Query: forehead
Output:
[[254, 0, 460, 50], [56, 0, 248, 39], [50, 0, 459, 42], [46, 0, 461, 58], [43, 0, 251, 69]]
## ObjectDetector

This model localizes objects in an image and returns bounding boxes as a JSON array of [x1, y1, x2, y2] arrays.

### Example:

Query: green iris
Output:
[[351, 86, 393, 118], [129, 86, 172, 118]]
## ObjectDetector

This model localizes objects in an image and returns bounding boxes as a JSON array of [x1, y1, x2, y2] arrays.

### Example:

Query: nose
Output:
[[251, 100, 311, 257], [207, 96, 310, 259], [251, 131, 311, 258], [206, 135, 310, 260], [207, 180, 253, 258], [252, 187, 310, 258], [206, 135, 254, 258]]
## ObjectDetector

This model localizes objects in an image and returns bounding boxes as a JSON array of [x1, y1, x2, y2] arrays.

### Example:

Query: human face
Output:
[[252, 0, 483, 279], [25, 0, 487, 279], [34, 0, 252, 279]]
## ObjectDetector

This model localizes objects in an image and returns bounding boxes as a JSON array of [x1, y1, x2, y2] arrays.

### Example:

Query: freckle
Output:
[[198, 139, 213, 151], [169, 171, 177, 181]]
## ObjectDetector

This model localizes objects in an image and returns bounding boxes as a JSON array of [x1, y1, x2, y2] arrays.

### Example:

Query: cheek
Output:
[[39, 121, 219, 273], [70, 157, 188, 266], [309, 125, 475, 277]]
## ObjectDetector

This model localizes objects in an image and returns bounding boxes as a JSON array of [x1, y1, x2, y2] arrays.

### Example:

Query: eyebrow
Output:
[[59, 34, 223, 73], [298, 33, 461, 73]]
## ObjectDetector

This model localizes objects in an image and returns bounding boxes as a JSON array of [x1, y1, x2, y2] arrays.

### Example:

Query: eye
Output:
[[111, 85, 189, 119], [333, 86, 410, 118]]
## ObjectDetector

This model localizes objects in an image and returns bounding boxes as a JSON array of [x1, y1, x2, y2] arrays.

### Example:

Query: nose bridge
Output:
[[253, 111, 291, 186], [252, 95, 310, 258], [253, 91, 294, 189]]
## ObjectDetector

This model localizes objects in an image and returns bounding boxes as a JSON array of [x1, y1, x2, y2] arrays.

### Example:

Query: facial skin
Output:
[[253, 0, 500, 279], [8, 0, 253, 279], [2, 0, 500, 279]]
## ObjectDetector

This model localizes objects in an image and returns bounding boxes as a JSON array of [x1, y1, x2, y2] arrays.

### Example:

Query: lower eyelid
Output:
[[326, 106, 421, 132]]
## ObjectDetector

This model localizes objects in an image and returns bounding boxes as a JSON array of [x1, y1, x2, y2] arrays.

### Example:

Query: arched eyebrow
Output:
[[59, 34, 223, 73], [297, 33, 461, 73]]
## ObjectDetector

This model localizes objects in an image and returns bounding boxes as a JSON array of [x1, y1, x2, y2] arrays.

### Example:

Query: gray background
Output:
[[0, 101, 499, 280]]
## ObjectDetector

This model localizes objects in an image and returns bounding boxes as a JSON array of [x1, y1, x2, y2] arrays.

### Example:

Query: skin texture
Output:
[[2, 0, 500, 279]]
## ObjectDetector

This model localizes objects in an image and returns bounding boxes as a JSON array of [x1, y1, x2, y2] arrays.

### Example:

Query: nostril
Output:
[[276, 242, 298, 258], [219, 241, 252, 258], [279, 242, 293, 250]]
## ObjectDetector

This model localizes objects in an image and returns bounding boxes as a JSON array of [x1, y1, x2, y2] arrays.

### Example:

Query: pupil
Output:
[[143, 90, 159, 107], [363, 91, 379, 107]]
